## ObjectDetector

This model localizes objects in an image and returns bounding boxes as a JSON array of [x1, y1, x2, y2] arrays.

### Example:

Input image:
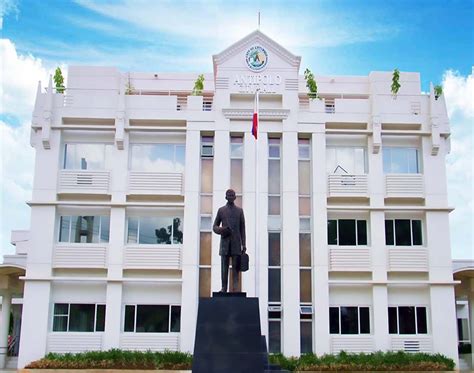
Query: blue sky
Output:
[[0, 0, 473, 259]]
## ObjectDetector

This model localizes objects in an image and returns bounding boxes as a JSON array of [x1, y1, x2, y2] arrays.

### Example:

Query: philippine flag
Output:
[[252, 91, 259, 139]]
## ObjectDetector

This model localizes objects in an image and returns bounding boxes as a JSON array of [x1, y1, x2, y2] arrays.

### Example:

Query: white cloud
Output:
[[0, 0, 19, 29], [0, 39, 51, 120], [444, 69, 474, 259]]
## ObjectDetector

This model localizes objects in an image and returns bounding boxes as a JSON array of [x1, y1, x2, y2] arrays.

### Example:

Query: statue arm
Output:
[[213, 209, 224, 235]]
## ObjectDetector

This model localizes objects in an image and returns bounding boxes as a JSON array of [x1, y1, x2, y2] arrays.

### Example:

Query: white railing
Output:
[[391, 336, 432, 353], [53, 245, 107, 268], [328, 174, 368, 197], [128, 172, 183, 195], [120, 334, 179, 351], [58, 170, 110, 194], [329, 246, 371, 271], [124, 246, 182, 269], [388, 247, 428, 272], [47, 333, 103, 353], [331, 336, 374, 353], [385, 174, 424, 198]]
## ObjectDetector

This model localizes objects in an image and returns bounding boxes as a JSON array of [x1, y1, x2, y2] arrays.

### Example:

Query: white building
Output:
[[0, 30, 461, 368]]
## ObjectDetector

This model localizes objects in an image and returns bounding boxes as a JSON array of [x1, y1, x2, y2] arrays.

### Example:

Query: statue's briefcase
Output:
[[239, 253, 249, 272]]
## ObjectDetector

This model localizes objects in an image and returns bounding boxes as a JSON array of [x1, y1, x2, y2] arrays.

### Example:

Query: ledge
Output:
[[20, 276, 182, 284], [222, 108, 289, 120]]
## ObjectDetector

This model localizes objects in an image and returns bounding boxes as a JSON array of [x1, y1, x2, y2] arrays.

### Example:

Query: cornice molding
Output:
[[222, 108, 290, 120]]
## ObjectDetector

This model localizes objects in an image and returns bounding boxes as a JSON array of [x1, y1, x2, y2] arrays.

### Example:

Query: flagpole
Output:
[[254, 89, 259, 298]]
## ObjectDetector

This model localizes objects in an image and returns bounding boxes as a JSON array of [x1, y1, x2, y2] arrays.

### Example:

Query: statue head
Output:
[[225, 189, 236, 204]]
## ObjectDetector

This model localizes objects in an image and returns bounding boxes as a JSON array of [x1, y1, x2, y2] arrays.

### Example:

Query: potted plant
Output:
[[192, 74, 205, 96], [304, 68, 319, 100], [53, 67, 65, 94], [434, 84, 443, 100], [125, 73, 134, 95], [391, 68, 401, 99]]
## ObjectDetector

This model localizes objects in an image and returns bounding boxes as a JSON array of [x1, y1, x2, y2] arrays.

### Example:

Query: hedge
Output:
[[26, 349, 455, 371]]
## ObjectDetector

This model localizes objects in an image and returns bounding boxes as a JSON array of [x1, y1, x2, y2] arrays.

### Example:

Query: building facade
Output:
[[11, 31, 459, 368]]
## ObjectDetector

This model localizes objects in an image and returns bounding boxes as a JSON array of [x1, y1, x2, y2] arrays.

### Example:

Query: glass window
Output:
[[327, 220, 337, 245], [200, 196, 213, 215], [199, 268, 211, 298], [359, 307, 370, 334], [268, 269, 281, 303], [338, 220, 356, 246], [416, 307, 427, 334], [299, 233, 311, 267], [69, 304, 95, 332], [395, 219, 411, 246], [269, 320, 281, 353], [383, 148, 419, 174], [59, 216, 110, 244], [53, 303, 105, 333], [327, 219, 368, 246], [64, 144, 113, 170], [170, 306, 181, 332], [300, 321, 312, 354], [412, 220, 422, 245], [388, 307, 398, 334], [136, 305, 169, 332], [326, 147, 366, 174], [230, 137, 243, 158], [200, 216, 212, 231], [268, 196, 280, 215], [230, 159, 243, 194], [357, 220, 367, 245], [340, 306, 359, 334], [127, 216, 183, 245], [300, 269, 312, 303], [124, 305, 135, 332], [298, 161, 311, 196], [268, 233, 281, 266], [201, 159, 213, 194], [385, 219, 423, 246], [398, 306, 416, 334], [53, 303, 69, 332], [329, 307, 340, 334], [199, 232, 212, 266], [300, 218, 311, 232], [385, 220, 394, 245], [299, 197, 311, 216], [298, 139, 311, 160], [268, 160, 281, 195], [96, 304, 106, 332], [130, 144, 185, 172]]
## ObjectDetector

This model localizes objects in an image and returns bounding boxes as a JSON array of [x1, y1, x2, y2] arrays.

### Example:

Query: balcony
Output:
[[128, 171, 183, 195], [124, 245, 182, 269], [385, 174, 424, 198], [327, 174, 368, 198], [391, 336, 432, 353], [53, 245, 107, 269], [375, 94, 428, 125], [331, 336, 374, 353], [120, 334, 179, 351], [299, 97, 370, 124], [388, 247, 429, 272], [58, 170, 110, 194], [47, 333, 103, 353], [329, 246, 371, 271]]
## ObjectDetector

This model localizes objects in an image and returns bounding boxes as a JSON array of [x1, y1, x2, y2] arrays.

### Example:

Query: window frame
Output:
[[327, 219, 369, 246], [58, 215, 110, 244], [122, 304, 181, 333], [129, 143, 186, 172], [388, 305, 428, 335], [126, 215, 184, 245], [326, 146, 367, 175], [62, 143, 113, 171], [383, 147, 420, 174], [385, 219, 423, 246], [52, 303, 106, 333], [329, 306, 371, 335]]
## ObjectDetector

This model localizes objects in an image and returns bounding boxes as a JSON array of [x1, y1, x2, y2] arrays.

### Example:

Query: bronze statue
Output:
[[213, 189, 246, 292]]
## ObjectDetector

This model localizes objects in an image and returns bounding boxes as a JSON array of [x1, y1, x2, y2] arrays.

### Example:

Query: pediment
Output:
[[213, 30, 301, 74]]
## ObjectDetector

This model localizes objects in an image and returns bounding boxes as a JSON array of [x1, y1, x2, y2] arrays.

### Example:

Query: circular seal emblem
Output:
[[246, 46, 268, 71]]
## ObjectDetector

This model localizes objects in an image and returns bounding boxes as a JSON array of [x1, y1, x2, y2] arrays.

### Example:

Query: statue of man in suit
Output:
[[213, 189, 246, 293]]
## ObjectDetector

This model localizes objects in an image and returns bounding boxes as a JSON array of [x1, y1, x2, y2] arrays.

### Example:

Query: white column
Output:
[[211, 130, 230, 292], [281, 131, 300, 356], [469, 279, 474, 368], [0, 293, 11, 368], [371, 211, 389, 351], [430, 285, 458, 363], [18, 281, 51, 368], [312, 130, 330, 355], [180, 130, 201, 353], [103, 282, 122, 349]]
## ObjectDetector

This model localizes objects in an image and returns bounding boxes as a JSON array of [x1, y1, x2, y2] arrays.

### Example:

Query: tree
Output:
[[192, 74, 204, 96], [391, 68, 401, 97], [304, 68, 318, 100], [53, 67, 65, 94]]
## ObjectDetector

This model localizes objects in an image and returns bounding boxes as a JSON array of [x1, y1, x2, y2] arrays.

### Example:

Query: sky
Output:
[[0, 0, 473, 259]]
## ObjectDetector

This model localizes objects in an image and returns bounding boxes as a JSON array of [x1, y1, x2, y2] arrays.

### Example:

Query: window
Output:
[[329, 306, 370, 334], [230, 136, 243, 206], [127, 216, 183, 244], [457, 318, 470, 342], [388, 306, 427, 334], [326, 147, 366, 174], [124, 305, 181, 333], [53, 303, 105, 332], [268, 138, 281, 215], [59, 216, 110, 243], [383, 147, 419, 174], [327, 219, 368, 245], [63, 143, 113, 170], [130, 144, 185, 172], [385, 219, 422, 246], [201, 136, 214, 158], [268, 310, 281, 353]]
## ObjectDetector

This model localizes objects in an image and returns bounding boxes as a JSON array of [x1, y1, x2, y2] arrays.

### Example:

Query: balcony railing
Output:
[[385, 174, 424, 198], [391, 336, 432, 353], [120, 334, 179, 352], [388, 247, 428, 272], [53, 245, 107, 269], [331, 336, 374, 353], [124, 245, 182, 269], [58, 170, 110, 194], [329, 246, 371, 271], [128, 171, 183, 195], [328, 174, 368, 197]]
